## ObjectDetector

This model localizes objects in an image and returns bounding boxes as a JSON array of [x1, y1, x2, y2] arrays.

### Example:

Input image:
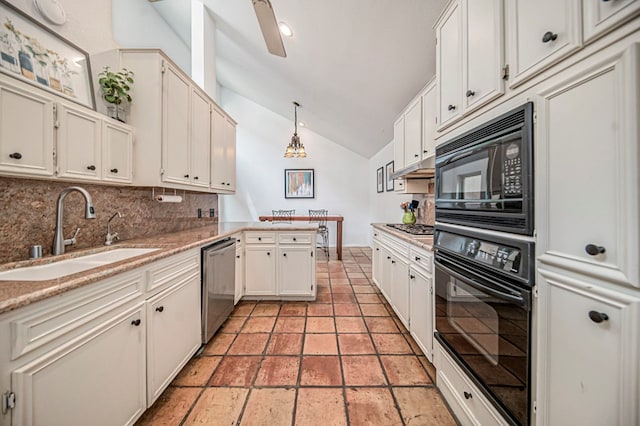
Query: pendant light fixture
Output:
[[284, 101, 307, 158]]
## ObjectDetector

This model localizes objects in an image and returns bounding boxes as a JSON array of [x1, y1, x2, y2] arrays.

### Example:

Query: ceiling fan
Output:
[[252, 0, 287, 57]]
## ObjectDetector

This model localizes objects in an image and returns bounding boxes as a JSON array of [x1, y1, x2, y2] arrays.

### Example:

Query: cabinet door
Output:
[[11, 305, 146, 426], [147, 276, 201, 405], [56, 104, 101, 181], [380, 247, 393, 300], [409, 266, 433, 361], [278, 246, 314, 296], [211, 107, 235, 191], [0, 80, 54, 177], [462, 0, 504, 113], [162, 63, 190, 185], [536, 44, 640, 287], [190, 88, 211, 188], [393, 116, 405, 170], [583, 0, 640, 43], [436, 1, 462, 129], [537, 269, 640, 426], [506, 0, 582, 88], [235, 243, 244, 304], [421, 80, 437, 160], [223, 116, 237, 191], [403, 98, 422, 167], [372, 241, 383, 289], [244, 246, 276, 296], [390, 254, 410, 328], [102, 120, 133, 184]]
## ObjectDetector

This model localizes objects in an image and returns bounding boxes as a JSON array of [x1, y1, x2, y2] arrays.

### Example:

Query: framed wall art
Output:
[[285, 169, 314, 199], [385, 160, 394, 191], [0, 0, 95, 109], [376, 167, 383, 193]]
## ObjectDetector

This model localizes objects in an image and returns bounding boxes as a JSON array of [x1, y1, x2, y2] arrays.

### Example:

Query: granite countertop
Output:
[[371, 223, 434, 251], [0, 221, 318, 315]]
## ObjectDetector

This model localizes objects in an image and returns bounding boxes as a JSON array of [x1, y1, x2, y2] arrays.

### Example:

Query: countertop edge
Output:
[[0, 222, 319, 315], [371, 223, 434, 252]]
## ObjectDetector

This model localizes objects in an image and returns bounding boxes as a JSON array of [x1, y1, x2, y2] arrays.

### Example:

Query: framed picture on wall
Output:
[[285, 169, 314, 198], [0, 0, 96, 109], [385, 161, 394, 191], [376, 167, 383, 193]]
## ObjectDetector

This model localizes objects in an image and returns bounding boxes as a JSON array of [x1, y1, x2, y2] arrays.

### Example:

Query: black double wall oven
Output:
[[434, 102, 535, 426]]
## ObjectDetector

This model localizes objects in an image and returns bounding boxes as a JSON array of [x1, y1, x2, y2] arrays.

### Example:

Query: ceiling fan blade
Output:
[[252, 0, 287, 58]]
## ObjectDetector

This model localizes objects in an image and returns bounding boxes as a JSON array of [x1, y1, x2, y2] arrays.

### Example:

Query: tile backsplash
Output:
[[414, 194, 435, 225], [0, 177, 218, 263]]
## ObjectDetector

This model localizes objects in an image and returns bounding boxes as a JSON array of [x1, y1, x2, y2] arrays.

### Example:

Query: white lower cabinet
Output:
[[390, 255, 410, 328], [436, 341, 509, 426], [146, 276, 201, 405], [242, 231, 316, 300], [0, 249, 201, 426], [11, 305, 146, 426], [373, 227, 434, 357], [278, 246, 314, 296], [536, 268, 640, 426], [244, 246, 277, 296], [234, 235, 244, 305], [409, 246, 434, 362]]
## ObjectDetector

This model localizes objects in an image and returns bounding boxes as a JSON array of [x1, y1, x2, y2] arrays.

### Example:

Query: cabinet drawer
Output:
[[381, 233, 410, 258], [10, 270, 143, 360], [278, 233, 312, 245], [245, 233, 276, 244], [147, 249, 199, 293], [436, 343, 509, 426], [410, 246, 433, 274]]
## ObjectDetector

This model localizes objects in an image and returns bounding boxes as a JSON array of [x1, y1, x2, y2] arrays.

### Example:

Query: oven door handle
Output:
[[436, 259, 529, 308]]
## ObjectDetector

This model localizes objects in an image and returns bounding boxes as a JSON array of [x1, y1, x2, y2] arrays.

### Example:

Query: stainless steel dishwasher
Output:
[[201, 237, 236, 344]]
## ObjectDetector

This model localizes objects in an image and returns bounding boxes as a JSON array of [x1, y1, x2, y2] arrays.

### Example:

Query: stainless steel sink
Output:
[[0, 248, 159, 281]]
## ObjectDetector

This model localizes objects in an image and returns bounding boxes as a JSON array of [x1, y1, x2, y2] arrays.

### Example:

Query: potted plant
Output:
[[98, 66, 134, 122]]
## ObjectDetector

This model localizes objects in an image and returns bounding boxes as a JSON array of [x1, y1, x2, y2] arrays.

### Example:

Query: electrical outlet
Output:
[[209, 208, 215, 217], [197, 208, 202, 218]]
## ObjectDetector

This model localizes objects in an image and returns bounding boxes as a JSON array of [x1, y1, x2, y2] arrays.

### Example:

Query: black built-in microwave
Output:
[[435, 102, 534, 235]]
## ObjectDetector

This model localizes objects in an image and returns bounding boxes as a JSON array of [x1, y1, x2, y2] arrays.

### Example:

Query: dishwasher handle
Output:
[[203, 237, 235, 252]]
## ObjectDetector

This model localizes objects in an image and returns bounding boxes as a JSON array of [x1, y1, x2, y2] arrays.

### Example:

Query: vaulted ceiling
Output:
[[150, 0, 448, 158]]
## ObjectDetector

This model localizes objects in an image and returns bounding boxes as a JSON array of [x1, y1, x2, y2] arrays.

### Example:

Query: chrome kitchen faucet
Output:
[[52, 186, 96, 255], [105, 211, 123, 246]]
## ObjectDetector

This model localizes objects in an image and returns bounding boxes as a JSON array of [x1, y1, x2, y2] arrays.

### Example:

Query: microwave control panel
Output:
[[503, 143, 522, 197]]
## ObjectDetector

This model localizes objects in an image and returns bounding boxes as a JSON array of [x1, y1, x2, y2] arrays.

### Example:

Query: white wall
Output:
[[5, 0, 117, 54], [218, 88, 371, 247], [111, 0, 191, 74], [368, 141, 412, 224]]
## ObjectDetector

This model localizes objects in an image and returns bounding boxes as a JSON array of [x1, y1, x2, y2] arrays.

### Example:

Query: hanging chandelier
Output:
[[284, 101, 307, 158]]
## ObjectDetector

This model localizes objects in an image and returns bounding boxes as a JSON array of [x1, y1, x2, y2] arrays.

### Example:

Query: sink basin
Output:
[[0, 248, 159, 281]]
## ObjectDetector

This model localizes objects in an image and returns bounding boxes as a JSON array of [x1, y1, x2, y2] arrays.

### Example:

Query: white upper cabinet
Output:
[[462, 0, 505, 112], [436, 0, 504, 130], [583, 0, 640, 43], [436, 1, 463, 128], [403, 97, 422, 167], [506, 0, 582, 88], [161, 63, 191, 186], [56, 104, 102, 181], [107, 49, 236, 193], [0, 77, 54, 177], [210, 106, 236, 193], [393, 115, 405, 170], [536, 43, 640, 288], [190, 88, 211, 188], [421, 79, 437, 160], [102, 120, 133, 184]]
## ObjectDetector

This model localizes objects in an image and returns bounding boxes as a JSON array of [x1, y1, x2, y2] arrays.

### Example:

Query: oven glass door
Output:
[[436, 131, 523, 213], [435, 258, 530, 426]]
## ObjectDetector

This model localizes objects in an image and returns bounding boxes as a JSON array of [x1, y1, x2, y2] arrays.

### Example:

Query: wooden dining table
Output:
[[258, 215, 344, 260]]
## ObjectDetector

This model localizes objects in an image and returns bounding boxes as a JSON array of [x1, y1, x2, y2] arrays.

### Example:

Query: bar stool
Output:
[[309, 209, 329, 259], [272, 209, 295, 223]]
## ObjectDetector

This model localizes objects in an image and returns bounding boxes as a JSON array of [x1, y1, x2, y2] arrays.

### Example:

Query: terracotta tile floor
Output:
[[136, 247, 457, 426]]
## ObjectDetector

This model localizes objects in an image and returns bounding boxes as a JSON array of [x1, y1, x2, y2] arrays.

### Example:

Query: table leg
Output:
[[337, 221, 343, 260]]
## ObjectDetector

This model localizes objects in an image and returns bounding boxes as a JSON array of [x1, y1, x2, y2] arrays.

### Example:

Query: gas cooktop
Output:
[[385, 223, 434, 236]]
